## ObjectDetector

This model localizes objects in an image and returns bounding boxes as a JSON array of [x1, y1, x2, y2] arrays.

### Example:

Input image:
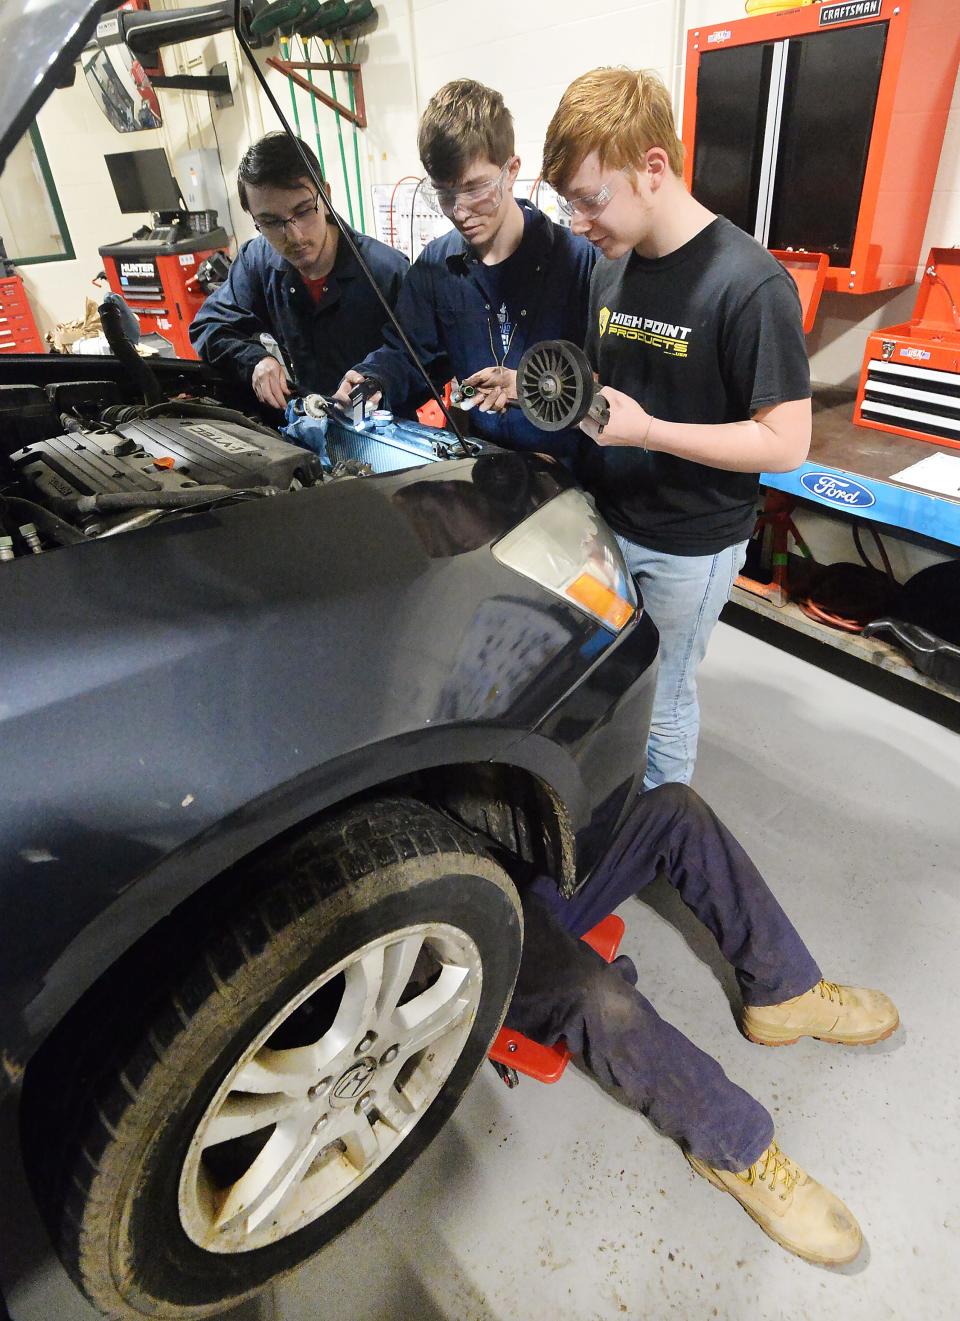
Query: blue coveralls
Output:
[[355, 200, 597, 465], [507, 783, 822, 1171], [189, 228, 408, 397]]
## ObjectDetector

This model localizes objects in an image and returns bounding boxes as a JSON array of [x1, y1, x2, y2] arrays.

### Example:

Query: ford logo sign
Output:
[[799, 472, 876, 509]]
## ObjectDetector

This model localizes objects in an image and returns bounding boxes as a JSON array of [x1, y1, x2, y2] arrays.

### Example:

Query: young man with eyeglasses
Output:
[[332, 79, 596, 463], [541, 68, 812, 789], [190, 132, 407, 410]]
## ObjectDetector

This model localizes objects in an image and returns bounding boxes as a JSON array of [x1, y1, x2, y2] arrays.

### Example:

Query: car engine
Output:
[[0, 382, 323, 553]]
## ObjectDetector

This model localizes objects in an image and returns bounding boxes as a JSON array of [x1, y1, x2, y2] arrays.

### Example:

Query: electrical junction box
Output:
[[176, 148, 232, 238]]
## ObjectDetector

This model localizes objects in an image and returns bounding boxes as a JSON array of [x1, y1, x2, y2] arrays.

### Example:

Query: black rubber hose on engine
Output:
[[98, 299, 164, 407], [70, 486, 278, 514]]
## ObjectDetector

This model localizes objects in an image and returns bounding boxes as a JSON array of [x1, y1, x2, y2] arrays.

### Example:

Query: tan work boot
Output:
[[686, 1140, 862, 1265], [742, 979, 899, 1047]]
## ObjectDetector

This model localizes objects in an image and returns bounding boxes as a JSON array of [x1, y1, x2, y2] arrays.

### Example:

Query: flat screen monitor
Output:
[[105, 148, 182, 214]]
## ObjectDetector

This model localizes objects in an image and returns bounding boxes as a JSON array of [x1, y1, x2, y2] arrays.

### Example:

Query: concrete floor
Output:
[[9, 621, 960, 1320]]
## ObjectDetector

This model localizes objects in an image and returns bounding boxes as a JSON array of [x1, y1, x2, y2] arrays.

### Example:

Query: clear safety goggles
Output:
[[422, 161, 511, 218], [557, 172, 627, 220]]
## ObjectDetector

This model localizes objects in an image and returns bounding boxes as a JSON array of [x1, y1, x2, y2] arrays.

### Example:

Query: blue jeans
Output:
[[616, 536, 749, 789], [506, 784, 822, 1170]]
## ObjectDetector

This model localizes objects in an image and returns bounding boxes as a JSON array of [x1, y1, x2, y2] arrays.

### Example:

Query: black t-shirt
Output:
[[583, 216, 810, 556]]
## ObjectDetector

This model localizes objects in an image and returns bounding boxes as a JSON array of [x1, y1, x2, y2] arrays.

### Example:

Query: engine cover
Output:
[[12, 415, 321, 508]]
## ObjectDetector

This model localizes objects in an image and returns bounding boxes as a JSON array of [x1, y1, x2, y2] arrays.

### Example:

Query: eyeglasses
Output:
[[422, 161, 511, 218], [253, 194, 322, 238], [557, 172, 626, 220]]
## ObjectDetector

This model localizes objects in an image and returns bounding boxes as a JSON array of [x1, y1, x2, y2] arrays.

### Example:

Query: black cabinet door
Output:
[[767, 22, 887, 266], [691, 41, 775, 236]]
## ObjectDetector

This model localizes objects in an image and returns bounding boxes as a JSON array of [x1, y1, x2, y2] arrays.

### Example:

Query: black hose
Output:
[[121, 2, 237, 56], [70, 486, 277, 514], [98, 300, 164, 407]]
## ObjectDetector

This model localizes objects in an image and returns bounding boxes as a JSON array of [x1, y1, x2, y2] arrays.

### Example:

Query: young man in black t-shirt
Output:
[[541, 68, 811, 789]]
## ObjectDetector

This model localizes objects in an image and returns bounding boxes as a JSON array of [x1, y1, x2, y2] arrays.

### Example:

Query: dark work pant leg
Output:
[[506, 892, 774, 1172], [530, 783, 822, 1007]]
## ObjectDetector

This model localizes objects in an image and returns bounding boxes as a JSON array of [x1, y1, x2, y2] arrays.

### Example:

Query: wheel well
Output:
[[419, 762, 574, 889]]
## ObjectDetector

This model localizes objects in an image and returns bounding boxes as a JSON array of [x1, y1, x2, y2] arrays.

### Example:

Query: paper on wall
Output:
[[370, 179, 570, 261]]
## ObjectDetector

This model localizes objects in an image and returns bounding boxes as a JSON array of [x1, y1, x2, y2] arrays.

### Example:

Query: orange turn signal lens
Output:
[[566, 572, 633, 631]]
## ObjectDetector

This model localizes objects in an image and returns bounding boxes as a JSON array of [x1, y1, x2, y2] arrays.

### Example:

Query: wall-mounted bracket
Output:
[[265, 56, 365, 127], [151, 62, 233, 101]]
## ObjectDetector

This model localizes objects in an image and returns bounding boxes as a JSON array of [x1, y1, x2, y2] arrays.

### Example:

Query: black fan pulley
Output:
[[517, 340, 609, 434]]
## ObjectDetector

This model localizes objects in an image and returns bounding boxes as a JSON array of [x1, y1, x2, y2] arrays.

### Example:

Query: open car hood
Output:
[[0, 0, 113, 173]]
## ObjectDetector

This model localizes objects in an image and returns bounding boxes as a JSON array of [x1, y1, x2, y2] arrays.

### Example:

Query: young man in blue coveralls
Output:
[[333, 79, 596, 467], [190, 132, 407, 409]]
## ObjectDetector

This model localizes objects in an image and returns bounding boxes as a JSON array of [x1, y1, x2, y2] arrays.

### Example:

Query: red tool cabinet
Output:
[[681, 0, 959, 295], [0, 274, 45, 354], [100, 231, 229, 360], [854, 247, 960, 449]]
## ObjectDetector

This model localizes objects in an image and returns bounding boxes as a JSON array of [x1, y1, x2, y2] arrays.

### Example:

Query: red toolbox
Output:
[[100, 227, 229, 360], [854, 248, 960, 451], [0, 274, 45, 354]]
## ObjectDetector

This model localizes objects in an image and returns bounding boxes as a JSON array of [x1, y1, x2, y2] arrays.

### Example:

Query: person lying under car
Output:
[[504, 778, 897, 1266]]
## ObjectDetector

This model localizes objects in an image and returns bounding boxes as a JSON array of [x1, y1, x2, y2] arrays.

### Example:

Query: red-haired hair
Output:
[[542, 67, 684, 191]]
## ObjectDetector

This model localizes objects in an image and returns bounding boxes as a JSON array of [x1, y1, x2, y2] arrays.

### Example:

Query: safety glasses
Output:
[[557, 172, 627, 221], [422, 161, 512, 218]]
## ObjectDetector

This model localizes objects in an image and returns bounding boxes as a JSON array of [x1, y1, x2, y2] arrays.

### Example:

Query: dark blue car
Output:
[[0, 4, 657, 1319]]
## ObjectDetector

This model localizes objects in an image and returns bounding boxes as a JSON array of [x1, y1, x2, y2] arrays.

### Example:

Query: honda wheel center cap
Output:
[[330, 1058, 378, 1107]]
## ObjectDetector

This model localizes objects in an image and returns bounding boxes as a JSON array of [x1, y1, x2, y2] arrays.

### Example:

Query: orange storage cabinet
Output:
[[681, 0, 959, 295]]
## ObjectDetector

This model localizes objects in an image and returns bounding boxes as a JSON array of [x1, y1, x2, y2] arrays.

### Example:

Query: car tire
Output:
[[23, 797, 522, 1320]]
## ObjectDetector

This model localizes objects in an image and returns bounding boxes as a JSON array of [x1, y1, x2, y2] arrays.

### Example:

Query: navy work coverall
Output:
[[507, 783, 822, 1171], [354, 200, 597, 464], [189, 229, 408, 397]]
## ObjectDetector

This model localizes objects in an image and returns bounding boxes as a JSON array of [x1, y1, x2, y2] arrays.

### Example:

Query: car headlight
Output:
[[492, 488, 637, 632]]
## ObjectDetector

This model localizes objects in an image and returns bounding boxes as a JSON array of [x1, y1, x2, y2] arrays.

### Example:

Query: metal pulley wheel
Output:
[[517, 340, 606, 433]]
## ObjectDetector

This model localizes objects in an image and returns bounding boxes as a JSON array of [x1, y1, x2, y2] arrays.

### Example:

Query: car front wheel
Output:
[[24, 797, 522, 1320]]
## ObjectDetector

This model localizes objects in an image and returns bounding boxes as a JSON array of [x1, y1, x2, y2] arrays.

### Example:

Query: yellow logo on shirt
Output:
[[604, 309, 693, 358]]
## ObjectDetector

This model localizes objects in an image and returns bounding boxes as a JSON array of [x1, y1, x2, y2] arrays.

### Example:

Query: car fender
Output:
[[3, 722, 582, 1079]]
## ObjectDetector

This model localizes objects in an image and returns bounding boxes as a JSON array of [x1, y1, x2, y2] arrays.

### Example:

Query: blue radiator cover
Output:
[[325, 414, 456, 472]]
